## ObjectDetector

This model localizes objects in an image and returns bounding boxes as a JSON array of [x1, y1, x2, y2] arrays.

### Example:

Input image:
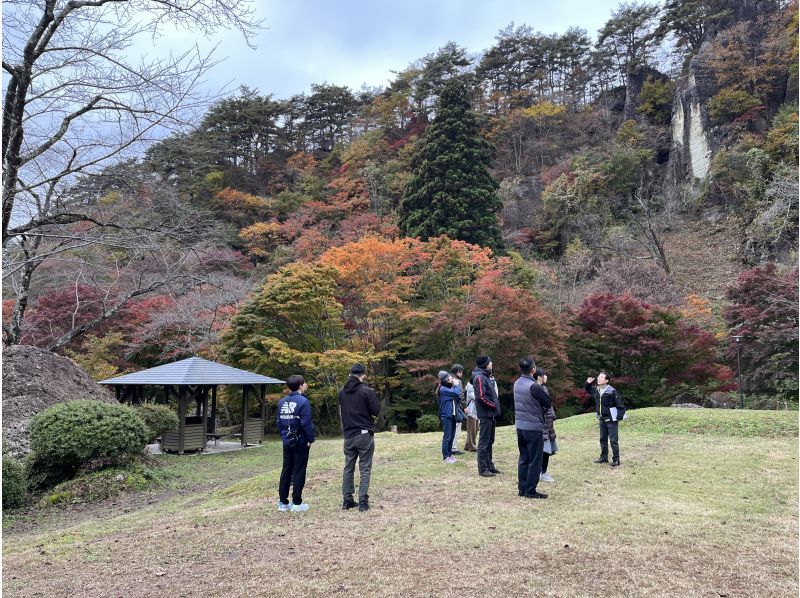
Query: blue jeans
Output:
[[441, 416, 456, 459]]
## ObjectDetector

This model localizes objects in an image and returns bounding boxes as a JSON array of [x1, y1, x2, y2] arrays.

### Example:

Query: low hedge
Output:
[[2, 455, 26, 509], [416, 414, 440, 433], [29, 400, 149, 483], [134, 404, 179, 443]]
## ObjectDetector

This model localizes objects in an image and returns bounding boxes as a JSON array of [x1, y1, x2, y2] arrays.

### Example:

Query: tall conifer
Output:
[[399, 78, 504, 252]]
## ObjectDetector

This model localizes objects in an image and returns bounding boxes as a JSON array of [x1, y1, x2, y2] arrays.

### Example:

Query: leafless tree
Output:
[[3, 173, 239, 348], [2, 0, 260, 345]]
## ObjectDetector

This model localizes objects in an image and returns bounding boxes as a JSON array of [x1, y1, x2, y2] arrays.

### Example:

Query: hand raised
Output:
[[586, 377, 595, 384]]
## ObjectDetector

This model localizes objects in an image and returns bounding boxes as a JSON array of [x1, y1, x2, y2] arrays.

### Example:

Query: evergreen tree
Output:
[[399, 78, 505, 253]]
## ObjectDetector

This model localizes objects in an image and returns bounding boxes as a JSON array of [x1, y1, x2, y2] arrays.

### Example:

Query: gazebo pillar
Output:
[[241, 385, 249, 447], [178, 386, 186, 455], [201, 386, 209, 450], [211, 385, 218, 433], [260, 384, 266, 439]]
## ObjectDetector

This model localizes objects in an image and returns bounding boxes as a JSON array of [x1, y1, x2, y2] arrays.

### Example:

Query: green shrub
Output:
[[416, 414, 440, 433], [708, 89, 762, 124], [2, 455, 26, 509], [29, 400, 149, 482], [134, 404, 179, 443], [765, 103, 799, 163], [638, 77, 674, 125]]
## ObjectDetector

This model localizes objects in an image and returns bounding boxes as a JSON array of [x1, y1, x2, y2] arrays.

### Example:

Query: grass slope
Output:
[[3, 408, 798, 597]]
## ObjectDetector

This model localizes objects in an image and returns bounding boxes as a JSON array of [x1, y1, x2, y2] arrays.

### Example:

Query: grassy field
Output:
[[3, 408, 798, 597]]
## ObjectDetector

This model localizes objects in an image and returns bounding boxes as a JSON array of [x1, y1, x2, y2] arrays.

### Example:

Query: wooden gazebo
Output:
[[99, 357, 283, 454]]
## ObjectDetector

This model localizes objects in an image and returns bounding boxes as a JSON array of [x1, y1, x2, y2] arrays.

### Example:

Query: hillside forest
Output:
[[3, 0, 798, 431]]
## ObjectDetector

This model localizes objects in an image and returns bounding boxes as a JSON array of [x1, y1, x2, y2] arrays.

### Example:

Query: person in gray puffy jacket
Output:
[[513, 357, 551, 499]]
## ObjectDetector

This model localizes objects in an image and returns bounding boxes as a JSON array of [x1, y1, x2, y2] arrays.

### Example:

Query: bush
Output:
[[637, 77, 674, 125], [416, 414, 440, 433], [708, 89, 762, 124], [2, 455, 26, 509], [29, 400, 149, 482], [134, 404, 179, 443]]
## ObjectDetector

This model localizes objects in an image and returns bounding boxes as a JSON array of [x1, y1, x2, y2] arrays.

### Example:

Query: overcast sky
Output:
[[161, 0, 623, 99]]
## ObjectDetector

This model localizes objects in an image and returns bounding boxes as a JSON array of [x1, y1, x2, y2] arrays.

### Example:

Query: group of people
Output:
[[275, 358, 625, 511], [436, 355, 559, 499]]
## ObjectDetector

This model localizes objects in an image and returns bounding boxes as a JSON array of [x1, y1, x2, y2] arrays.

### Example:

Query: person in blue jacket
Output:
[[276, 374, 315, 512], [437, 371, 462, 463]]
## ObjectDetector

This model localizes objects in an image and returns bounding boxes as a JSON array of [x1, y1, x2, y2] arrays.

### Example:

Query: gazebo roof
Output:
[[99, 356, 284, 386]]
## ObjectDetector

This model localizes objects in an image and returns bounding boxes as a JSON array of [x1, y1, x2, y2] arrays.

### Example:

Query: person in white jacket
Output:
[[458, 365, 479, 453]]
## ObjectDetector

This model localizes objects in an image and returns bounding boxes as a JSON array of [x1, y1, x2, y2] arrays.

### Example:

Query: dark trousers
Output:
[[541, 451, 550, 474], [279, 443, 310, 505], [477, 416, 496, 473], [342, 433, 375, 501], [517, 429, 543, 496], [599, 419, 619, 460], [441, 416, 456, 459]]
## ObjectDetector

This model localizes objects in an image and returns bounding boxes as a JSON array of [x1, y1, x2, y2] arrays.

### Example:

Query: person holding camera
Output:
[[535, 368, 557, 483], [276, 375, 315, 512], [436, 370, 463, 463]]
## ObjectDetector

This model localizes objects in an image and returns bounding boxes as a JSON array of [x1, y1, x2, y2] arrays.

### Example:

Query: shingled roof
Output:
[[99, 356, 284, 386]]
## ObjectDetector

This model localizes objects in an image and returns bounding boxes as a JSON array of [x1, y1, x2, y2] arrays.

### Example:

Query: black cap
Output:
[[350, 363, 366, 375], [450, 364, 464, 374], [476, 355, 491, 368]]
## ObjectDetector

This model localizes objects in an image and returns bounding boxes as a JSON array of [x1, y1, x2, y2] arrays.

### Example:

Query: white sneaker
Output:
[[444, 456, 457, 463], [277, 502, 291, 512], [290, 503, 310, 512], [540, 472, 554, 482]]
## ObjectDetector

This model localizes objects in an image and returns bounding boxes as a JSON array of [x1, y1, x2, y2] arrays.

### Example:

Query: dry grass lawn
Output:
[[3, 409, 798, 597]]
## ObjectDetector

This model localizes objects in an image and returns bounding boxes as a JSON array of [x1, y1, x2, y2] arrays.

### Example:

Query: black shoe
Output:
[[358, 498, 370, 512], [594, 457, 609, 464], [342, 498, 358, 510], [524, 491, 548, 499], [611, 459, 621, 467], [452, 450, 465, 455], [489, 468, 502, 474], [479, 471, 496, 477]]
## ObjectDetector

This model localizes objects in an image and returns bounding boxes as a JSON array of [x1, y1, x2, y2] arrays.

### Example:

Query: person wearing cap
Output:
[[339, 363, 381, 512], [449, 364, 466, 455], [472, 355, 501, 477], [436, 370, 462, 463]]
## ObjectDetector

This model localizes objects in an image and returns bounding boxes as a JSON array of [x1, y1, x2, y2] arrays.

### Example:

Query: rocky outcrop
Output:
[[667, 42, 718, 192], [2, 345, 115, 457]]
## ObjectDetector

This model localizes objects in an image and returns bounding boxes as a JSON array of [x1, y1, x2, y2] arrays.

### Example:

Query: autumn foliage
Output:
[[569, 293, 734, 410]]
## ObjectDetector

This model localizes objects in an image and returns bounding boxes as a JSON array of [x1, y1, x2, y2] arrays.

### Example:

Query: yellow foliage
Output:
[[522, 101, 567, 122], [65, 333, 125, 381], [239, 221, 286, 257]]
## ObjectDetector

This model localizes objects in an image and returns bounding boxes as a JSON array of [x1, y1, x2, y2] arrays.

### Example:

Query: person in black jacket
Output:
[[276, 375, 315, 512], [472, 355, 501, 477], [585, 371, 626, 467], [339, 363, 381, 511]]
